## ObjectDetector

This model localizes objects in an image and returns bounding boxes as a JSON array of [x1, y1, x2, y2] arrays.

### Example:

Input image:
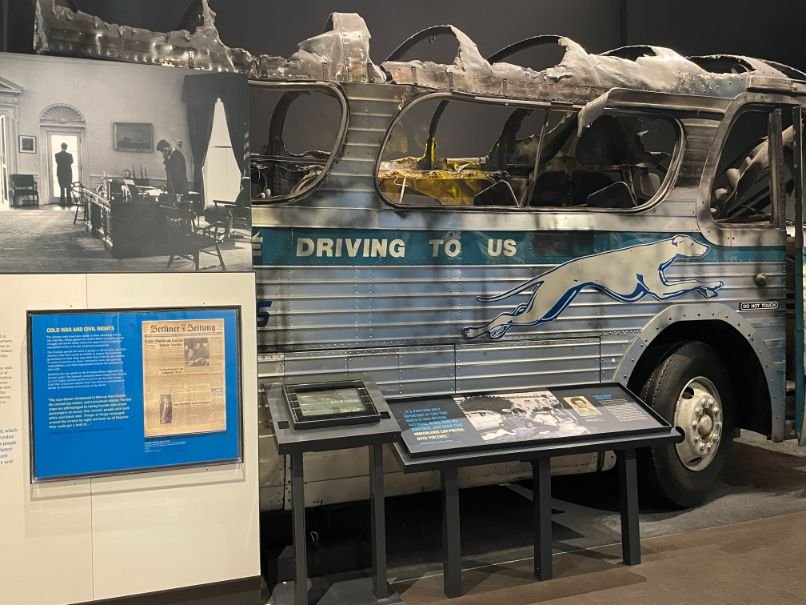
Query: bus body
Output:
[[249, 20, 806, 511], [33, 3, 806, 510]]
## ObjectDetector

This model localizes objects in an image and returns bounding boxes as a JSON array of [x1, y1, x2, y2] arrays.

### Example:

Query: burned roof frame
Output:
[[32, 0, 806, 104]]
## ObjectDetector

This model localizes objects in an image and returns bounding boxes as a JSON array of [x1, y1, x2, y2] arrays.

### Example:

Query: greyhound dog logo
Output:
[[463, 235, 724, 340]]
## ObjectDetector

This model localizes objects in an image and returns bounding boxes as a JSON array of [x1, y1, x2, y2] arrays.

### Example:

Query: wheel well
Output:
[[627, 320, 771, 436]]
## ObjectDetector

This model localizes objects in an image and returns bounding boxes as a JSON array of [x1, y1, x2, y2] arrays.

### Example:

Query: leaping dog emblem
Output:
[[463, 235, 724, 340]]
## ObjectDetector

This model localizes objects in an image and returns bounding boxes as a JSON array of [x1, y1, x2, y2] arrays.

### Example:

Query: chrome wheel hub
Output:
[[673, 377, 723, 472]]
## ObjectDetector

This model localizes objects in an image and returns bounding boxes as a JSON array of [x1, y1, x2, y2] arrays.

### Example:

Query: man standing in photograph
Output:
[[159, 394, 173, 425], [54, 142, 73, 206], [156, 139, 188, 199]]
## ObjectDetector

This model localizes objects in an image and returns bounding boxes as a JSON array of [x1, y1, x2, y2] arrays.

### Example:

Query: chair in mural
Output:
[[203, 185, 251, 241], [163, 206, 226, 271], [71, 182, 89, 224], [10, 174, 39, 207], [230, 182, 251, 231], [202, 200, 235, 241]]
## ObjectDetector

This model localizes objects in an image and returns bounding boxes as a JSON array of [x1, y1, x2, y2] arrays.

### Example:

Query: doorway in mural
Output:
[[39, 104, 85, 205], [46, 132, 81, 206]]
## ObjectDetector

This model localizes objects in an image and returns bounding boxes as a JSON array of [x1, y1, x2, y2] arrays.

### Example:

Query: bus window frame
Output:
[[374, 91, 684, 214], [704, 99, 800, 233], [249, 80, 349, 205]]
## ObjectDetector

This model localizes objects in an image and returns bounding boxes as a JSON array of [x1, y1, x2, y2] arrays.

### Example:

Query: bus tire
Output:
[[638, 341, 733, 508]]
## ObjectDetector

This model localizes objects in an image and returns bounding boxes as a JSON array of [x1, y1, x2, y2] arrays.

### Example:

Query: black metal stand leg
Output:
[[369, 444, 389, 598], [291, 452, 308, 605], [618, 449, 641, 565], [441, 467, 462, 598], [532, 458, 553, 580]]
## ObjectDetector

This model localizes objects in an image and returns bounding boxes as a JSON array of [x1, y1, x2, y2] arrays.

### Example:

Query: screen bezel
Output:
[[283, 379, 379, 426]]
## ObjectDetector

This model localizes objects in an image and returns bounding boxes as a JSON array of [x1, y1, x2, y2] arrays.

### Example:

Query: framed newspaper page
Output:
[[141, 317, 228, 438], [27, 306, 242, 481]]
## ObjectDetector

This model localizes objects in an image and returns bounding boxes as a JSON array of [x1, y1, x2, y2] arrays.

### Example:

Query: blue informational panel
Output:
[[28, 307, 242, 480]]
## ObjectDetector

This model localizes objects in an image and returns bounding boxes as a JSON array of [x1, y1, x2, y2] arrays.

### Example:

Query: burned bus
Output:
[[35, 2, 806, 508]]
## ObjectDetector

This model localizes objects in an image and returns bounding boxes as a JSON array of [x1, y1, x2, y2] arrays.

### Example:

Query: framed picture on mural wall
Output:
[[19, 135, 37, 154], [113, 122, 153, 152]]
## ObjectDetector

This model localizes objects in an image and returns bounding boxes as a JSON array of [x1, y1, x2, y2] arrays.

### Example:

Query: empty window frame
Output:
[[711, 106, 793, 224], [249, 83, 346, 202], [377, 95, 679, 210]]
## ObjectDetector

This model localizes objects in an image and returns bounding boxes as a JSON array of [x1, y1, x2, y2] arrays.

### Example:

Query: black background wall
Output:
[[3, 0, 622, 59], [3, 1, 805, 71], [625, 1, 806, 71]]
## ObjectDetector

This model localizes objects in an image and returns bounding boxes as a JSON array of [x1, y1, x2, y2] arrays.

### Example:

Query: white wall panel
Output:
[[0, 272, 260, 604], [0, 274, 93, 605]]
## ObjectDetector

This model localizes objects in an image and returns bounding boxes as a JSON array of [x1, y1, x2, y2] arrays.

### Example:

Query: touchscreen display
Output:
[[296, 387, 366, 417]]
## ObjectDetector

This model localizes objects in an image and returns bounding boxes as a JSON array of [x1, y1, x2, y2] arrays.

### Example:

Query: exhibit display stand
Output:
[[390, 384, 683, 598], [263, 377, 401, 605], [0, 273, 261, 605]]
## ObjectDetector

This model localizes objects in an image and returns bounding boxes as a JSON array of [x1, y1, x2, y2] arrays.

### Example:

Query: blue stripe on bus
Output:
[[253, 228, 785, 266]]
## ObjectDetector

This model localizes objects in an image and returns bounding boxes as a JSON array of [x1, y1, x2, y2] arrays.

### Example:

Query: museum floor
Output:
[[265, 431, 806, 604], [394, 510, 802, 603]]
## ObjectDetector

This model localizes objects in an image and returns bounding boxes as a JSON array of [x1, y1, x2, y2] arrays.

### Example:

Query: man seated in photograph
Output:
[[156, 139, 188, 200]]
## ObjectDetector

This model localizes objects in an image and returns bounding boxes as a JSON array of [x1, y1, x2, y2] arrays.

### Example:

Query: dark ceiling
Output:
[[4, 1, 805, 71]]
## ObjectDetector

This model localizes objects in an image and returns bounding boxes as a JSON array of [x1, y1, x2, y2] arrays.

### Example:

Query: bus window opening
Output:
[[250, 84, 344, 202], [377, 96, 678, 210]]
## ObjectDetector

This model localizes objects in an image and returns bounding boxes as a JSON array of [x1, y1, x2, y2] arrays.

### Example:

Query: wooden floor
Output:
[[395, 509, 804, 604]]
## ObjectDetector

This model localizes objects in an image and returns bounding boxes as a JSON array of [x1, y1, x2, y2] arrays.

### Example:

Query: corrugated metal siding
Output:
[[258, 338, 599, 399], [257, 257, 785, 392], [455, 339, 600, 392], [317, 83, 403, 198]]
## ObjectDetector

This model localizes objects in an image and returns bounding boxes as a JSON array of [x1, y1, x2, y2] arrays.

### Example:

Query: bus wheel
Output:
[[638, 341, 733, 508]]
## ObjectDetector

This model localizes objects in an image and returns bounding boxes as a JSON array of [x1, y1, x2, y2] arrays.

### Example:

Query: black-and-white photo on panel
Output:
[[0, 53, 251, 273], [456, 391, 591, 444]]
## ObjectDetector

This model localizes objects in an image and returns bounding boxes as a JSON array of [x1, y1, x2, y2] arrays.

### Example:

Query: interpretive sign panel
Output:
[[392, 384, 668, 457], [28, 307, 242, 480]]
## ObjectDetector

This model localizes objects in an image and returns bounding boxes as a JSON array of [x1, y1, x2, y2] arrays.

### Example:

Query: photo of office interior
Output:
[[0, 53, 251, 272]]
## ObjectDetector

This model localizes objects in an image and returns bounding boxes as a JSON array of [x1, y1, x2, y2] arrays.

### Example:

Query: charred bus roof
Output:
[[34, 0, 806, 103]]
